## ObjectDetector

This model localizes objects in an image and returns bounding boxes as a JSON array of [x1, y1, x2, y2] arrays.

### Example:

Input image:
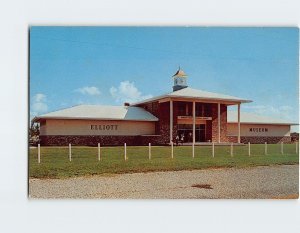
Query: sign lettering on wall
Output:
[[249, 128, 268, 133], [90, 125, 118, 130], [177, 116, 212, 120]]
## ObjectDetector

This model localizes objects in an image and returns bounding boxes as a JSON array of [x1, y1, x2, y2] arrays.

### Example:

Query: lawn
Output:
[[29, 144, 299, 178]]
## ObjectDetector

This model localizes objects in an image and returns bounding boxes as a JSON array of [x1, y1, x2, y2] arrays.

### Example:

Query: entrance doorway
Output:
[[177, 124, 206, 142]]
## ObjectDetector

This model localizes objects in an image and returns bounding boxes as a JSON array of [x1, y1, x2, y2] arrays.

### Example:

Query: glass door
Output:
[[177, 124, 206, 142], [195, 124, 206, 142]]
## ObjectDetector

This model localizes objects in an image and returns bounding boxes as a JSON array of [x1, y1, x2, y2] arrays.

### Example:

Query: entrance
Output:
[[177, 124, 206, 142]]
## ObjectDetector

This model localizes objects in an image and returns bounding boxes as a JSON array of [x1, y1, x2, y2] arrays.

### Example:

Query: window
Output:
[[178, 102, 187, 116], [196, 103, 202, 116]]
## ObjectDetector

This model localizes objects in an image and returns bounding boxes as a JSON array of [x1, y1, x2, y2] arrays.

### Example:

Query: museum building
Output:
[[33, 68, 297, 146]]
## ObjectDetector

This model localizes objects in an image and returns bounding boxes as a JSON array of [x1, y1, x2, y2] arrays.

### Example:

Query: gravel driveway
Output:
[[29, 165, 299, 199]]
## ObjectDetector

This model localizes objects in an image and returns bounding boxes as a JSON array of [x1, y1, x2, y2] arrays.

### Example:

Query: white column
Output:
[[218, 103, 221, 143], [238, 103, 241, 143], [192, 101, 196, 158], [170, 100, 173, 144], [193, 101, 196, 144]]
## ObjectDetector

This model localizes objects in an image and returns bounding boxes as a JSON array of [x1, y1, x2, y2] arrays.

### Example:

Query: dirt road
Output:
[[29, 165, 299, 199]]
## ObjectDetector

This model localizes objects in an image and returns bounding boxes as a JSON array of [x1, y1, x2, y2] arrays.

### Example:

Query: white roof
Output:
[[132, 87, 252, 105], [33, 105, 159, 122], [227, 111, 298, 125]]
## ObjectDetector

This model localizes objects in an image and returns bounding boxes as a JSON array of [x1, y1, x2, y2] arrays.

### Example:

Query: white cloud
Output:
[[33, 93, 46, 102], [242, 105, 265, 110], [243, 104, 296, 121], [110, 81, 152, 103], [31, 93, 48, 118], [32, 102, 48, 113], [75, 86, 101, 96]]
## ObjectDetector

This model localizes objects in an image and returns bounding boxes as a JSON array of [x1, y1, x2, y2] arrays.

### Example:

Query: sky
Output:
[[30, 27, 299, 131]]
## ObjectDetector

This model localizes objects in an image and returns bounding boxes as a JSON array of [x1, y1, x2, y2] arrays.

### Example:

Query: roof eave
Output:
[[172, 75, 187, 78], [131, 95, 166, 106], [228, 121, 298, 125], [33, 116, 159, 122], [168, 94, 252, 103], [132, 96, 252, 106]]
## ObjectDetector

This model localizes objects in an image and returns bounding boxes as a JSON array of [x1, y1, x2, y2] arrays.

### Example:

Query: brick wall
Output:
[[227, 136, 292, 144], [139, 101, 229, 143], [139, 101, 179, 144], [157, 101, 179, 143], [40, 135, 293, 146], [206, 120, 212, 142], [39, 135, 166, 146], [137, 101, 160, 134], [40, 135, 135, 146], [211, 104, 227, 142]]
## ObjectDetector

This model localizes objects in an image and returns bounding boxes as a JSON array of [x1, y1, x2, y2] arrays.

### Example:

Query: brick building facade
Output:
[[33, 68, 296, 146]]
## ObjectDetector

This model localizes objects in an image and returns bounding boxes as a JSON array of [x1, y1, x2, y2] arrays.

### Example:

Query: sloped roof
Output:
[[33, 105, 159, 122], [172, 68, 187, 77], [227, 111, 298, 125], [132, 87, 252, 105]]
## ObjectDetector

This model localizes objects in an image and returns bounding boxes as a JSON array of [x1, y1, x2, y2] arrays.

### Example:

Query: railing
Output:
[[33, 142, 299, 164]]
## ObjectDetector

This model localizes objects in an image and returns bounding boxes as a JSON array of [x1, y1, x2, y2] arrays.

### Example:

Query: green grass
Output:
[[29, 144, 299, 179]]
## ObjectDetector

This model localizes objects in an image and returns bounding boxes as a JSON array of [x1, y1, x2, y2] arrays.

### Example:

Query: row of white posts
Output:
[[37, 141, 299, 163], [247, 141, 286, 156]]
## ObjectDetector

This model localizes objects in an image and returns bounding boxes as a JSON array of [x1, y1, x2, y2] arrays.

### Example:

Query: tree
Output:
[[29, 122, 40, 138]]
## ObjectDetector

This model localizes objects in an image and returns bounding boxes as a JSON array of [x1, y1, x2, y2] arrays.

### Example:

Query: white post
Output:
[[212, 142, 215, 158], [296, 142, 298, 154], [124, 143, 127, 160], [281, 142, 283, 155], [38, 143, 41, 163], [265, 142, 267, 155], [98, 143, 101, 161], [171, 142, 174, 159], [230, 142, 233, 157], [248, 142, 250, 156], [170, 100, 173, 145], [149, 143, 151, 160], [218, 103, 221, 143], [237, 104, 241, 143], [192, 143, 195, 158], [69, 143, 72, 161]]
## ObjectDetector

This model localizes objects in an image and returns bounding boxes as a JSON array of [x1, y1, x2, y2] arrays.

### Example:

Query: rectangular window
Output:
[[195, 103, 202, 116], [178, 102, 187, 116]]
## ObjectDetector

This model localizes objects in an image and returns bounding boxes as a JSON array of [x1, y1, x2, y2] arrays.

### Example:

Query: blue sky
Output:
[[30, 27, 299, 131]]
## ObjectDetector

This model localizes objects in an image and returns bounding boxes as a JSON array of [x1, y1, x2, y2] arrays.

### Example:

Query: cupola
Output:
[[172, 67, 188, 91]]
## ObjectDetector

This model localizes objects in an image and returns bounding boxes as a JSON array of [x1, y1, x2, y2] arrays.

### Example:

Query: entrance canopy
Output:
[[132, 87, 252, 106]]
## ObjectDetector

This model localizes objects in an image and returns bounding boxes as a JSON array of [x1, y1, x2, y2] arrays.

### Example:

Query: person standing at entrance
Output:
[[180, 134, 185, 144], [175, 135, 179, 146], [188, 132, 192, 142]]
